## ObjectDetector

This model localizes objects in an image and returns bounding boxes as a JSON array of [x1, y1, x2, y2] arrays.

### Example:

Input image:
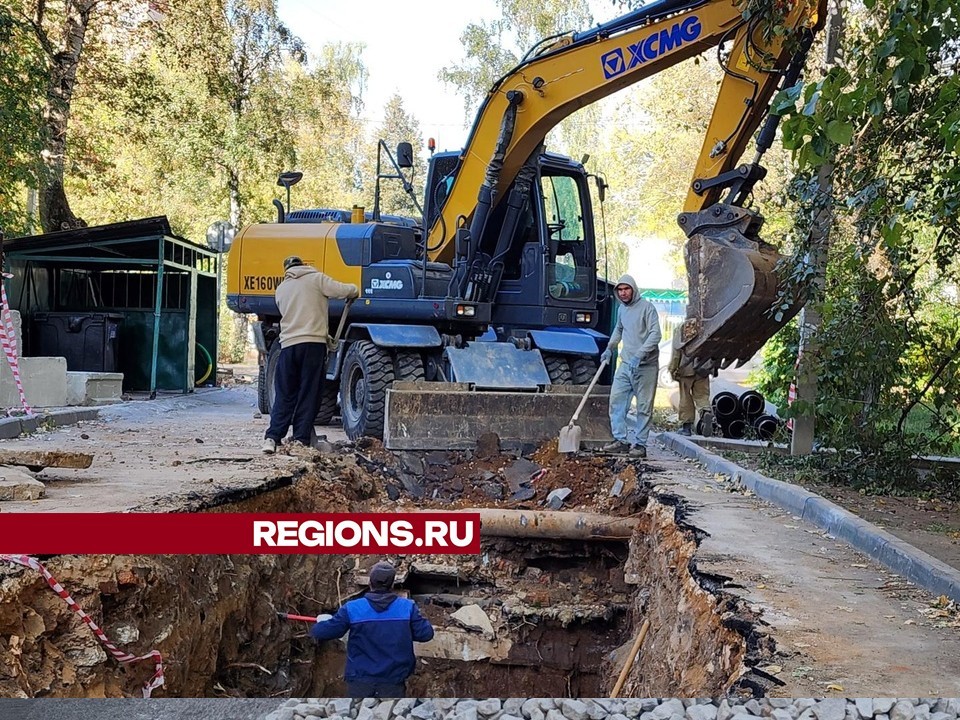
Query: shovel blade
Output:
[[558, 424, 582, 454]]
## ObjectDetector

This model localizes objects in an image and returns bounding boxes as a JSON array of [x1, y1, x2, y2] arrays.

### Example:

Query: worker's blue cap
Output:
[[283, 256, 303, 271], [369, 561, 396, 591]]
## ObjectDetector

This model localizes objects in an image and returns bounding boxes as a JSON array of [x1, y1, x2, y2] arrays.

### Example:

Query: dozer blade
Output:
[[384, 381, 613, 451], [678, 203, 804, 372]]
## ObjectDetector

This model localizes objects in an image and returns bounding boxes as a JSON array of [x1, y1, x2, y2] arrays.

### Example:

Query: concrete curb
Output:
[[0, 408, 101, 440], [656, 431, 960, 603]]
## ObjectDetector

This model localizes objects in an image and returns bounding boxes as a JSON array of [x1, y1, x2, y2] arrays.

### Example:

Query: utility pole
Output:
[[790, 0, 844, 456]]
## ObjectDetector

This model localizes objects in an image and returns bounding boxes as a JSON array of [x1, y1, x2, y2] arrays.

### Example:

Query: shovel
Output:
[[277, 612, 319, 623], [558, 358, 608, 453]]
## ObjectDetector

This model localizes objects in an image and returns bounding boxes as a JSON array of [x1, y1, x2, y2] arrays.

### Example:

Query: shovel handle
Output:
[[569, 358, 608, 424], [278, 612, 319, 623], [329, 297, 355, 347]]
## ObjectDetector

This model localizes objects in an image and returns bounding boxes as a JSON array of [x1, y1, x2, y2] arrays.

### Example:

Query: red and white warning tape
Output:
[[0, 273, 33, 416], [1, 554, 164, 697]]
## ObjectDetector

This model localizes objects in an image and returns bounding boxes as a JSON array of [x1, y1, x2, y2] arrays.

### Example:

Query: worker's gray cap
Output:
[[283, 255, 303, 271], [368, 561, 396, 591]]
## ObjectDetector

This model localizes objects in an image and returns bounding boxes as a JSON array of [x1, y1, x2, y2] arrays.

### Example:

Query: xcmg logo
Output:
[[601, 15, 703, 79]]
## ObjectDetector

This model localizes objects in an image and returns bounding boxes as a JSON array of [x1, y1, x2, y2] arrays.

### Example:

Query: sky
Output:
[[276, 0, 501, 153]]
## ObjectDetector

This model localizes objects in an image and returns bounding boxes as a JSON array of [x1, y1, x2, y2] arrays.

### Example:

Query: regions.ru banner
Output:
[[0, 513, 481, 554]]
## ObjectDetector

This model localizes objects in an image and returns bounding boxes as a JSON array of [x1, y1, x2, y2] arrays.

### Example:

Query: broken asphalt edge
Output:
[[656, 431, 960, 604], [0, 408, 101, 440]]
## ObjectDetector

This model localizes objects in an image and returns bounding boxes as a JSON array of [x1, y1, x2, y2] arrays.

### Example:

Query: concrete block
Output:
[[66, 371, 123, 406], [0, 465, 45, 501], [0, 356, 68, 409]]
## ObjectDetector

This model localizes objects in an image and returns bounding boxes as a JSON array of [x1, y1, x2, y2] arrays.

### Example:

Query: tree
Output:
[[286, 43, 369, 214], [158, 0, 305, 229], [0, 0, 45, 233], [362, 94, 426, 220], [756, 0, 960, 489], [15, 0, 146, 231], [439, 0, 592, 122]]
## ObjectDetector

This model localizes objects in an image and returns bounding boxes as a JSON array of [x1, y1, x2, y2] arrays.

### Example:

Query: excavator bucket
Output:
[[679, 203, 804, 372], [384, 381, 613, 451]]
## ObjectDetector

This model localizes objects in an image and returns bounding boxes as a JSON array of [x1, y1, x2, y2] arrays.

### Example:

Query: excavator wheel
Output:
[[257, 363, 270, 415], [340, 340, 395, 440], [314, 380, 339, 425], [543, 354, 572, 385], [395, 351, 426, 381], [262, 341, 340, 425], [569, 357, 598, 385], [259, 342, 281, 415]]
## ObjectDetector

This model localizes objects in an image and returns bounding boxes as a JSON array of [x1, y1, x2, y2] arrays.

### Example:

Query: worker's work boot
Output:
[[601, 440, 631, 453], [679, 423, 693, 436], [261, 438, 277, 454], [629, 445, 647, 458]]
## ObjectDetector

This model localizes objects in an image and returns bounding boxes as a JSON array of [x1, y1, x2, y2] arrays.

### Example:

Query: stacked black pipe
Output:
[[705, 389, 784, 440]]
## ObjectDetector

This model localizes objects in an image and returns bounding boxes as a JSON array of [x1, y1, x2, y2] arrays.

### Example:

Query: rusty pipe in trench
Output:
[[445, 508, 641, 541]]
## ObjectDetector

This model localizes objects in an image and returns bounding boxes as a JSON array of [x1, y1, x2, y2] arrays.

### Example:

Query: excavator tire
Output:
[[569, 357, 598, 385], [260, 342, 281, 415], [257, 363, 270, 415], [314, 380, 339, 425], [395, 351, 425, 381], [543, 354, 573, 385], [262, 342, 339, 425], [340, 340, 395, 440]]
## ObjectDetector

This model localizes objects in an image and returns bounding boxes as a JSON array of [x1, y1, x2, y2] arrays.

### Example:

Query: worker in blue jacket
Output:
[[311, 560, 434, 698]]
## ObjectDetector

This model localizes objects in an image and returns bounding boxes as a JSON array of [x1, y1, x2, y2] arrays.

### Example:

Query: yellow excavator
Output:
[[227, 0, 825, 448]]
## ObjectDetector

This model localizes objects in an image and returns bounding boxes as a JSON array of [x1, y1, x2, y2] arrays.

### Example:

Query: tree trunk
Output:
[[228, 168, 241, 228], [789, 4, 844, 456], [38, 0, 96, 233]]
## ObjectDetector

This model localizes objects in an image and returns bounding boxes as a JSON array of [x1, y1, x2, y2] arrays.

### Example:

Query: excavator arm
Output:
[[427, 0, 825, 370]]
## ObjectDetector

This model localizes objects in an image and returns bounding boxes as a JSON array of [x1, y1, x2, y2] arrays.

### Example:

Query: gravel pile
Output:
[[264, 698, 960, 720]]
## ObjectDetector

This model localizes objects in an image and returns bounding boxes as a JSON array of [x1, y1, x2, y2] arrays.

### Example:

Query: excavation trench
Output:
[[0, 444, 772, 698]]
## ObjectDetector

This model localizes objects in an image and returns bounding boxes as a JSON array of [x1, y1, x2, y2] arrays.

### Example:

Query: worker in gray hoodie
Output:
[[600, 274, 662, 457], [262, 256, 359, 454]]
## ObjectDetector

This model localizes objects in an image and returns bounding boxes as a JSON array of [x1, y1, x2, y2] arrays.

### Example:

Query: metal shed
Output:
[[2, 217, 219, 397]]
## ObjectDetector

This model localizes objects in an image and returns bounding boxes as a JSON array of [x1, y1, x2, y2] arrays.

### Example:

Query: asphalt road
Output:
[[0, 699, 278, 720]]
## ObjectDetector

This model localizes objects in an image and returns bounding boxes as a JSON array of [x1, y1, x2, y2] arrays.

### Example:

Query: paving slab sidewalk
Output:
[[645, 435, 960, 695], [657, 431, 960, 604]]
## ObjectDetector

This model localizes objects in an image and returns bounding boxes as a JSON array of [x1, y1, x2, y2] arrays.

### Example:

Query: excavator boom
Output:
[[427, 0, 826, 370]]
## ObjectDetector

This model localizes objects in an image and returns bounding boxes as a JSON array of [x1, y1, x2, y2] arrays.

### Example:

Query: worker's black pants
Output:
[[346, 680, 406, 698], [265, 342, 327, 446]]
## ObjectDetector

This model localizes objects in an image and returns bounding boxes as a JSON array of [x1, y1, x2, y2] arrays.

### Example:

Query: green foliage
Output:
[[0, 1, 45, 233], [439, 0, 592, 121], [757, 0, 960, 487], [745, 446, 960, 501], [3, 0, 369, 364], [753, 316, 799, 411], [361, 94, 425, 220]]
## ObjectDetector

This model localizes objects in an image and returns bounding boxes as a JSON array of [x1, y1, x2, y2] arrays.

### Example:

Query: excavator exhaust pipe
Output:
[[679, 203, 804, 372]]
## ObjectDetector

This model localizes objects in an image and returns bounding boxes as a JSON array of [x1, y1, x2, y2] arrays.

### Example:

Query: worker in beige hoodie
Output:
[[262, 256, 359, 454]]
